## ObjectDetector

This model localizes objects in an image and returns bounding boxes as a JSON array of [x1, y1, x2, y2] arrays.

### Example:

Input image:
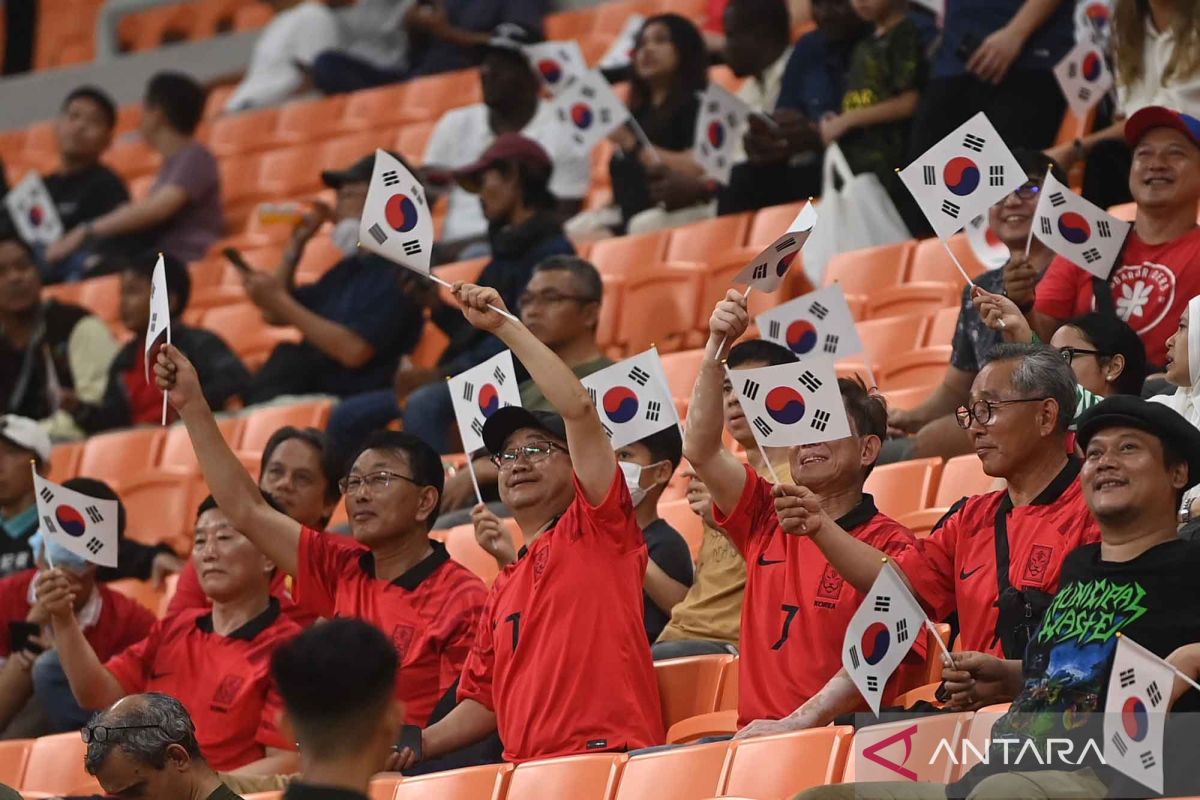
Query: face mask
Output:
[[332, 218, 360, 256], [620, 461, 648, 507]]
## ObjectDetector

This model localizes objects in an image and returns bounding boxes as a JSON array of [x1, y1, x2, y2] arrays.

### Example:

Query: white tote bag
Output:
[[803, 143, 910, 285]]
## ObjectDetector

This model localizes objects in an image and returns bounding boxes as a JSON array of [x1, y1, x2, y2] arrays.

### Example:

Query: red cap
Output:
[[1124, 106, 1200, 148], [452, 133, 553, 193]]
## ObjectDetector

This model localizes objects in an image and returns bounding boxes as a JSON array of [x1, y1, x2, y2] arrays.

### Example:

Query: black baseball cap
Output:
[[1076, 395, 1200, 489], [321, 150, 409, 189], [482, 407, 567, 455]]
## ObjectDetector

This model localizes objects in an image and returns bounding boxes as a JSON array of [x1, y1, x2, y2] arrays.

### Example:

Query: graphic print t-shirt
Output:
[[951, 539, 1200, 799]]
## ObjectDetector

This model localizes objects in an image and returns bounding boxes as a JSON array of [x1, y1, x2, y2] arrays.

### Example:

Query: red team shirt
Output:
[[1034, 229, 1200, 367], [166, 560, 318, 627], [713, 466, 924, 727], [104, 601, 298, 771], [458, 468, 664, 762], [895, 460, 1100, 655], [295, 529, 486, 726]]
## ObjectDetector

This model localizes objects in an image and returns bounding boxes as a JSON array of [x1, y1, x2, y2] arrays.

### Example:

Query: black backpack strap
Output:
[[991, 494, 1015, 654]]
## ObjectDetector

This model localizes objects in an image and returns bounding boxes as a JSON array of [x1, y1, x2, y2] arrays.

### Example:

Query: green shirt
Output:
[[519, 356, 614, 412]]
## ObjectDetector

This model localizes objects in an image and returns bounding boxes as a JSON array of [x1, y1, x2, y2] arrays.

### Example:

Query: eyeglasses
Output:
[[954, 397, 1050, 429], [490, 441, 563, 470], [517, 290, 597, 308], [338, 471, 421, 495], [1012, 180, 1042, 201], [1058, 346, 1106, 362], [81, 724, 164, 744]]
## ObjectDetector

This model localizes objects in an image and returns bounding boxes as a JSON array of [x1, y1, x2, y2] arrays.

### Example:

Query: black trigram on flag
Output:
[[1049, 191, 1067, 208], [39, 487, 54, 504], [581, 85, 597, 99], [963, 133, 987, 152], [409, 184, 425, 207], [41, 515, 57, 534], [823, 334, 839, 354], [1120, 668, 1137, 688], [866, 676, 880, 692], [493, 366, 507, 384], [1068, 63, 1078, 78], [809, 301, 829, 320], [470, 418, 484, 437], [896, 618, 909, 643], [1082, 248, 1102, 264], [402, 240, 422, 256], [798, 370, 822, 393], [989, 165, 1004, 187], [149, 312, 158, 331], [753, 417, 773, 437], [922, 165, 936, 186], [941, 200, 961, 218], [586, 387, 597, 404], [742, 379, 761, 401], [699, 142, 711, 157], [1040, 217, 1052, 235], [752, 263, 769, 281], [811, 409, 831, 432], [628, 366, 650, 386], [1148, 681, 1163, 706], [849, 645, 860, 669], [461, 381, 475, 402], [368, 223, 387, 245], [1140, 751, 1156, 769], [646, 400, 662, 422], [725, 112, 738, 127], [1112, 733, 1128, 757], [1098, 219, 1111, 238], [600, 422, 613, 437], [775, 236, 797, 252], [598, 108, 613, 125], [85, 505, 102, 524], [382, 170, 400, 187], [874, 596, 891, 613], [705, 100, 719, 114], [86, 537, 103, 555], [768, 320, 781, 339], [1077, 87, 1092, 102]]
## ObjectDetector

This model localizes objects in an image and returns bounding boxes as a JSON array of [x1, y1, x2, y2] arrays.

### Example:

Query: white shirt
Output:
[[225, 1, 340, 112], [730, 46, 792, 162], [342, 0, 416, 71], [1117, 16, 1200, 117], [424, 101, 592, 243]]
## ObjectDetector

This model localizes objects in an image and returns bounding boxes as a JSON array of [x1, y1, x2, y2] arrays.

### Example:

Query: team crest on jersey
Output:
[[211, 674, 245, 711], [533, 546, 550, 582], [815, 564, 844, 608], [1022, 544, 1055, 586], [391, 624, 416, 662], [1099, 262, 1176, 335]]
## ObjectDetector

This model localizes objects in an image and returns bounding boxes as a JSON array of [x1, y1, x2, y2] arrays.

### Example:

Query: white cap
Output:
[[0, 415, 52, 463]]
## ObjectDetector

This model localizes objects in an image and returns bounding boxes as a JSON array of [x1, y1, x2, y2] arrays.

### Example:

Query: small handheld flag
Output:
[[549, 70, 631, 154], [597, 15, 644, 71], [1029, 168, 1130, 279], [727, 356, 850, 449], [359, 149, 435, 275], [581, 348, 679, 448], [965, 213, 1011, 270], [842, 561, 928, 714], [524, 40, 588, 95], [144, 254, 172, 425], [1074, 0, 1111, 46], [449, 350, 522, 456], [756, 285, 863, 361], [1054, 41, 1113, 117], [1103, 634, 1178, 794], [694, 84, 752, 185], [32, 469, 118, 568], [733, 202, 818, 293], [4, 172, 63, 248]]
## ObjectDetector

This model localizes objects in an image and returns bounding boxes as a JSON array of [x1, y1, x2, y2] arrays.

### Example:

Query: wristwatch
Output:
[[1180, 499, 1193, 526]]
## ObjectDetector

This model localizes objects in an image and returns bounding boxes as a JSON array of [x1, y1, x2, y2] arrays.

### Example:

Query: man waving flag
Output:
[[728, 356, 849, 448], [358, 149, 434, 275], [33, 471, 118, 568], [843, 560, 928, 714], [756, 285, 863, 360], [582, 348, 678, 448], [143, 253, 171, 380], [1030, 168, 1130, 279], [734, 202, 819, 293], [448, 350, 522, 454]]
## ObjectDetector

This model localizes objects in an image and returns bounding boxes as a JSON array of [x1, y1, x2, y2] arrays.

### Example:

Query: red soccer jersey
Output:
[[167, 560, 317, 627], [1034, 228, 1200, 367], [294, 529, 485, 726], [458, 467, 664, 762], [713, 465, 924, 727], [894, 459, 1100, 656], [0, 570, 155, 660], [104, 600, 298, 771]]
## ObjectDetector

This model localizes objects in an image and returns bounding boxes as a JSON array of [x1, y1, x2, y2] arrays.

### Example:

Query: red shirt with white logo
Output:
[[167, 560, 317, 628], [713, 465, 924, 727], [1034, 228, 1200, 367], [295, 530, 486, 726], [458, 467, 664, 762], [104, 600, 298, 771], [894, 460, 1100, 656]]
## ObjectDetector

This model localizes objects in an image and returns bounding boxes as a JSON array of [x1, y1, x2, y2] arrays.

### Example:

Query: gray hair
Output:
[[84, 693, 203, 775], [984, 343, 1077, 432]]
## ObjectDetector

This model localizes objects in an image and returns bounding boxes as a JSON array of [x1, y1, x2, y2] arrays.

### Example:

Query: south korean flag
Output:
[[733, 202, 819, 292], [33, 472, 118, 568], [358, 149, 434, 275], [1032, 169, 1130, 279], [843, 561, 928, 714], [598, 14, 645, 71], [581, 348, 678, 448], [1103, 634, 1175, 794], [1075, 0, 1112, 46], [965, 213, 1011, 270], [550, 69, 631, 154], [524, 40, 588, 96], [898, 112, 1025, 241], [1054, 41, 1113, 117], [448, 350, 522, 454], [4, 172, 63, 246], [756, 285, 863, 360], [694, 84, 752, 184], [729, 356, 850, 448]]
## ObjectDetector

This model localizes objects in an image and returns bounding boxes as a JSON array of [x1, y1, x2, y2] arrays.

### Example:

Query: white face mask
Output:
[[620, 460, 648, 507], [332, 218, 360, 256]]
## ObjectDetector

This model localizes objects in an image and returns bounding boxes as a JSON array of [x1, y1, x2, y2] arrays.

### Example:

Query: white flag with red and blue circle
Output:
[[358, 149, 434, 275], [448, 350, 523, 454]]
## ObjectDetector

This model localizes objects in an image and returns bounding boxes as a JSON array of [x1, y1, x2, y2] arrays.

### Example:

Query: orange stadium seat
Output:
[[953, 703, 1011, 779], [924, 305, 961, 347], [403, 70, 482, 116], [842, 712, 971, 783], [78, 274, 122, 324], [108, 578, 165, 615], [879, 347, 952, 390], [0, 739, 32, 788], [242, 793, 282, 800], [159, 417, 244, 472], [852, 314, 928, 371], [864, 458, 943, 519], [319, 131, 397, 174], [240, 400, 334, 453], [882, 383, 940, 411], [233, 1, 273, 31], [256, 144, 324, 200], [368, 776, 402, 800], [47, 442, 84, 484], [660, 349, 704, 402], [443, 523, 501, 586], [666, 709, 739, 745], [658, 499, 703, 559], [909, 235, 986, 287], [614, 741, 729, 800], [433, 257, 489, 304], [747, 202, 811, 249], [394, 121, 438, 164], [77, 427, 165, 479], [718, 657, 738, 710], [707, 64, 744, 93], [409, 315, 450, 369], [866, 282, 962, 320], [392, 763, 512, 800], [935, 454, 994, 506], [720, 727, 853, 798], [656, 654, 734, 730], [104, 140, 160, 179], [506, 753, 623, 800], [119, 471, 198, 551], [206, 108, 279, 158], [545, 6, 599, 40], [822, 241, 913, 296], [294, 234, 344, 284], [664, 214, 752, 264], [200, 302, 301, 370], [273, 96, 347, 146], [613, 267, 699, 355], [220, 153, 267, 215], [22, 731, 101, 796], [589, 230, 669, 278], [339, 84, 431, 132]]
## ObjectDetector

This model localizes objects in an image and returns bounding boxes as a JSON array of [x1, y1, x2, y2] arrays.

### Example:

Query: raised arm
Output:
[[36, 570, 124, 709], [453, 283, 616, 505], [154, 344, 302, 576], [682, 291, 753, 515]]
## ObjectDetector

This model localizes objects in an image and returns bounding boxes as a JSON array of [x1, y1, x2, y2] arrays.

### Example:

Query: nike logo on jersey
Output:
[[959, 565, 984, 580], [757, 554, 785, 566]]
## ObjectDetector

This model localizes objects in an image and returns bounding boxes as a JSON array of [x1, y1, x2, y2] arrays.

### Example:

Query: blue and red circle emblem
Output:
[[1057, 212, 1091, 244], [1122, 697, 1149, 742], [55, 505, 87, 538], [538, 59, 563, 84], [1082, 51, 1103, 81], [944, 157, 981, 197], [1085, 3, 1110, 24], [384, 194, 419, 233], [765, 386, 806, 425], [785, 320, 818, 354], [707, 121, 725, 148], [861, 621, 891, 665], [28, 205, 43, 226], [776, 251, 800, 277], [478, 384, 500, 417], [571, 103, 594, 129], [603, 386, 639, 423]]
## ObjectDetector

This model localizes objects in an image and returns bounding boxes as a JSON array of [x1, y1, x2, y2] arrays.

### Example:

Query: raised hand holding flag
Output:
[[1054, 41, 1113, 117], [727, 356, 850, 450], [32, 469, 119, 568], [1028, 167, 1130, 278], [4, 172, 63, 247], [734, 202, 819, 293], [448, 351, 522, 503], [756, 285, 863, 361], [581, 348, 679, 448], [694, 84, 752, 184], [144, 254, 172, 425]]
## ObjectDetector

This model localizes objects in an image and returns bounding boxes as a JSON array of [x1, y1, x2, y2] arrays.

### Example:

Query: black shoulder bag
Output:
[[992, 497, 1055, 659]]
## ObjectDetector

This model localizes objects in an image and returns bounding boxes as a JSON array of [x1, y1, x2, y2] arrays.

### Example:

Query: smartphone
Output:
[[222, 247, 253, 275], [9, 621, 43, 656]]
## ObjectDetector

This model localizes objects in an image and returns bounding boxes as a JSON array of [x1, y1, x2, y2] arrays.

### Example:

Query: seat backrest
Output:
[[239, 400, 334, 454], [660, 349, 705, 401], [614, 740, 729, 800], [924, 305, 960, 347], [506, 754, 624, 800], [854, 314, 928, 368], [863, 458, 943, 519], [866, 282, 961, 321], [47, 441, 84, 484], [822, 241, 913, 295], [392, 763, 512, 800], [655, 654, 735, 730], [589, 230, 669, 278], [368, 775, 402, 800], [120, 471, 197, 550], [909, 235, 985, 286], [844, 712, 971, 783], [747, 202, 810, 249], [0, 739, 32, 788], [78, 427, 165, 478], [159, 417, 244, 472], [953, 705, 1010, 779], [721, 726, 853, 798], [658, 499, 704, 560], [443, 524, 501, 586], [665, 214, 751, 263], [935, 454, 994, 507], [878, 346, 952, 390], [23, 732, 99, 794], [615, 269, 699, 355], [717, 657, 739, 711]]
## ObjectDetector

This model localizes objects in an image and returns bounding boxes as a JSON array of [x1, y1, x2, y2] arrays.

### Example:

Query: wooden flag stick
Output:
[[427, 273, 520, 322]]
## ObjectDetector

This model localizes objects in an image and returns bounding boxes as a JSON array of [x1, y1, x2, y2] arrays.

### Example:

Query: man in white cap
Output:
[[0, 415, 52, 578]]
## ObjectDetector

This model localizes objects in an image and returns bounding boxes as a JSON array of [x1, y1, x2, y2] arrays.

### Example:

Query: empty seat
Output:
[[0, 739, 32, 788], [506, 754, 623, 800], [339, 84, 429, 132], [660, 349, 704, 402], [443, 523, 501, 586], [954, 704, 1011, 779], [392, 763, 512, 800], [394, 121, 438, 164], [78, 274, 122, 324], [879, 347, 952, 391], [367, 776, 402, 800], [866, 282, 962, 320], [656, 654, 734, 731], [613, 267, 699, 355], [403, 70, 482, 116], [589, 230, 669, 278], [721, 726, 853, 798], [207, 108, 279, 157], [882, 383, 941, 411], [200, 302, 301, 370], [924, 305, 961, 347], [863, 458, 943, 519], [119, 471, 198, 551], [273, 96, 347, 145], [664, 214, 752, 264], [319, 131, 397, 174], [822, 241, 913, 295], [240, 400, 333, 453], [77, 427, 165, 479], [47, 442, 84, 484], [615, 741, 729, 800], [255, 145, 324, 199], [159, 417, 244, 472], [850, 314, 928, 372], [107, 578, 165, 615], [909, 235, 986, 287], [843, 712, 970, 783], [22, 732, 100, 795]]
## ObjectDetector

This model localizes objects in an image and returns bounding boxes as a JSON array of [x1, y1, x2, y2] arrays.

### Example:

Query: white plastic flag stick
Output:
[[941, 236, 976, 288], [29, 462, 52, 569], [923, 618, 954, 666], [721, 362, 782, 485], [464, 458, 484, 506], [426, 273, 520, 322]]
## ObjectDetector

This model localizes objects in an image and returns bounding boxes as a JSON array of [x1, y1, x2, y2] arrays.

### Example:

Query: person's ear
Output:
[[415, 486, 441, 526], [581, 299, 601, 333], [165, 743, 191, 772], [860, 435, 882, 470], [1105, 354, 1126, 383], [1039, 398, 1061, 435], [261, 555, 277, 576], [646, 459, 674, 490], [1171, 461, 1189, 492]]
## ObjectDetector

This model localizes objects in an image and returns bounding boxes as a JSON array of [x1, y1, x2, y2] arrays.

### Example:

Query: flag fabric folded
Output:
[[358, 149, 434, 275], [581, 348, 678, 448], [733, 202, 819, 292], [4, 172, 63, 246], [549, 70, 632, 153], [1054, 41, 1113, 117], [33, 473, 119, 568], [756, 285, 864, 360], [524, 40, 588, 95], [965, 213, 1010, 270], [842, 561, 928, 714], [694, 84, 752, 184], [1031, 169, 1131, 279], [144, 254, 171, 380], [727, 356, 850, 448], [1103, 634, 1174, 794], [448, 350, 523, 454], [598, 15, 644, 71], [899, 112, 1026, 241]]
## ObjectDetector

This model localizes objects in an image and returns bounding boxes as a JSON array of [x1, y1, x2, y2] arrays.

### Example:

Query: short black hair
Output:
[[1063, 313, 1148, 396], [840, 377, 887, 476], [726, 0, 791, 44], [0, 231, 37, 264], [493, 158, 557, 212], [1012, 147, 1068, 185], [122, 252, 191, 313], [531, 255, 603, 303], [727, 339, 799, 369], [64, 478, 126, 538], [143, 71, 206, 135], [197, 492, 285, 520], [63, 86, 118, 129], [637, 425, 683, 470], [260, 426, 342, 504], [271, 618, 397, 758], [350, 431, 444, 528]]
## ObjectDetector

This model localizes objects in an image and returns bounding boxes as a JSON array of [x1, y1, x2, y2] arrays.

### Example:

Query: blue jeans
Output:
[[327, 381, 456, 457], [32, 649, 92, 731], [312, 51, 406, 94]]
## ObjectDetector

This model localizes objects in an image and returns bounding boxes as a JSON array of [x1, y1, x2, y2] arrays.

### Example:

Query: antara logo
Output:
[[861, 727, 1106, 781]]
